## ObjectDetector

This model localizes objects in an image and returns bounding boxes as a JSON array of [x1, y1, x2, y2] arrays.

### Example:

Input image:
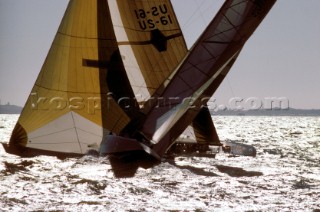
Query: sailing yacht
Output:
[[3, 0, 276, 159]]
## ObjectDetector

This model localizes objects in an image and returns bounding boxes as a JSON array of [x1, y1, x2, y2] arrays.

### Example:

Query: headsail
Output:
[[139, 0, 277, 156]]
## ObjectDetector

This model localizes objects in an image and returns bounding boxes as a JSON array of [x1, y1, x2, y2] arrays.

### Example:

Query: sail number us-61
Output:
[[134, 4, 173, 30]]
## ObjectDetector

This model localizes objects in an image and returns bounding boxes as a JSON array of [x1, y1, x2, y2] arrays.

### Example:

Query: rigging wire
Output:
[[181, 0, 207, 29], [226, 77, 236, 99], [179, 0, 223, 48], [194, 0, 236, 103]]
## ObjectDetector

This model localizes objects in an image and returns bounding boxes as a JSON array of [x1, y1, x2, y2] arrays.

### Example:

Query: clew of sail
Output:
[[139, 0, 277, 157]]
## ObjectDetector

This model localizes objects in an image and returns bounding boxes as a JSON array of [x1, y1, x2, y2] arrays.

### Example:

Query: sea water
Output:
[[0, 114, 319, 211]]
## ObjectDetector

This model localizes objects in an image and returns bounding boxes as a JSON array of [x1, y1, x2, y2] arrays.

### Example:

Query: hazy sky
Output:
[[1, 0, 320, 109]]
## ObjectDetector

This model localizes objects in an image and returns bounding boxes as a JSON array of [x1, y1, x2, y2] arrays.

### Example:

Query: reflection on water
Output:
[[0, 115, 319, 211], [108, 151, 160, 178]]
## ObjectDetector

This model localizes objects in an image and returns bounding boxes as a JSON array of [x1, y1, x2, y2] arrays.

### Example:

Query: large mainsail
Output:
[[4, 0, 188, 157], [5, 0, 131, 156]]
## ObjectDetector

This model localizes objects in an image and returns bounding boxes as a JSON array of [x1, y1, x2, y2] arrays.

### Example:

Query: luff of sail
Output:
[[140, 0, 277, 157], [5, 0, 137, 156]]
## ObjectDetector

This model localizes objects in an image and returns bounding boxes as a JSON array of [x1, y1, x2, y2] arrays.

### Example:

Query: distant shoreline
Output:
[[0, 104, 22, 114], [0, 104, 319, 116], [211, 108, 320, 117]]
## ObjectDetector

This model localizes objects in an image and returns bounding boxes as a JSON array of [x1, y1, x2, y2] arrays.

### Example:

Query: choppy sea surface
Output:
[[0, 114, 319, 211]]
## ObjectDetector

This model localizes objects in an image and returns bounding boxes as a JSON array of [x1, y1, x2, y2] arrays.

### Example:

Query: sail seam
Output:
[[30, 128, 77, 139], [29, 142, 82, 145], [230, 0, 249, 9], [223, 14, 238, 29], [57, 31, 182, 41], [230, 4, 246, 17], [29, 127, 101, 140], [76, 128, 102, 138], [112, 25, 181, 33], [71, 112, 83, 153], [57, 32, 116, 41], [34, 84, 109, 94], [184, 57, 214, 78]]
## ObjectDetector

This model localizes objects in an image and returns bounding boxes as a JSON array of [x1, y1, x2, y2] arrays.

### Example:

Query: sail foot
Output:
[[2, 143, 83, 159]]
